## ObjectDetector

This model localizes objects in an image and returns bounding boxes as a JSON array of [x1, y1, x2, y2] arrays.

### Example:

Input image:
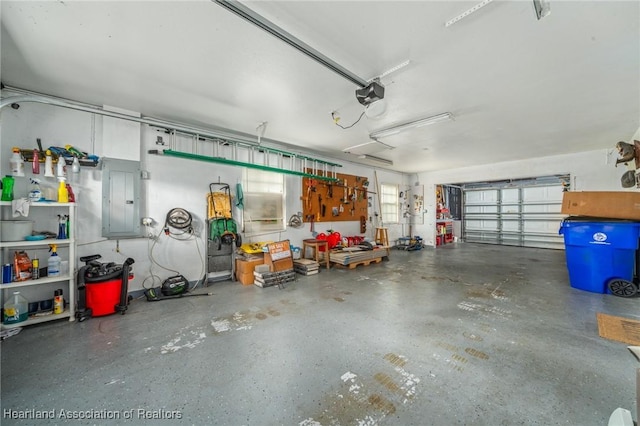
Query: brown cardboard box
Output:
[[561, 191, 640, 220], [235, 254, 264, 285], [236, 271, 256, 285], [264, 241, 294, 272]]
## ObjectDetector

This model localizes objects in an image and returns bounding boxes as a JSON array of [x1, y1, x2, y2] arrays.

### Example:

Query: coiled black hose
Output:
[[165, 208, 193, 233]]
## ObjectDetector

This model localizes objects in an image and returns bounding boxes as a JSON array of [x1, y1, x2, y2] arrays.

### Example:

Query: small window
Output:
[[380, 183, 399, 224], [243, 169, 285, 235]]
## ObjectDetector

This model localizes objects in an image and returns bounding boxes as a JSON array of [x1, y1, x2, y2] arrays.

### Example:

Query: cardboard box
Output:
[[236, 271, 256, 285], [561, 191, 640, 220], [264, 241, 293, 272], [235, 254, 264, 285]]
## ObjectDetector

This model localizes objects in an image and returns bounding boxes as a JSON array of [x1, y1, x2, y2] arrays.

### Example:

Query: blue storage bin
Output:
[[559, 218, 640, 294]]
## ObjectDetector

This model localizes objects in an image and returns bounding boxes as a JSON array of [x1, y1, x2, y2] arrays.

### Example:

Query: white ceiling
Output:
[[1, 1, 638, 173]]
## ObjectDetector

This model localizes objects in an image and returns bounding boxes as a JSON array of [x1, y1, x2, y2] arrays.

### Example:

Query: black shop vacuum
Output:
[[75, 255, 135, 322]]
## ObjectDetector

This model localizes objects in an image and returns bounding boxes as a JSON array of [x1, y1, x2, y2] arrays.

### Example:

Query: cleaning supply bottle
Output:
[[9, 147, 25, 177], [32, 148, 40, 174], [3, 291, 28, 324], [71, 156, 80, 173], [57, 215, 67, 239], [44, 150, 55, 177], [53, 289, 64, 314], [1, 175, 15, 201], [47, 245, 61, 277], [57, 178, 69, 203], [56, 157, 66, 178], [28, 178, 42, 202], [66, 183, 75, 202]]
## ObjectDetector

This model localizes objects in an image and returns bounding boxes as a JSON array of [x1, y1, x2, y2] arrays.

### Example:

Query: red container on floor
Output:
[[85, 278, 122, 316]]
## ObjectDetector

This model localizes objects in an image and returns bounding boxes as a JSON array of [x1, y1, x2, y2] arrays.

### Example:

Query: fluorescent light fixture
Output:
[[357, 154, 393, 166], [533, 0, 551, 20], [445, 0, 494, 27], [369, 112, 453, 139], [367, 60, 411, 83], [343, 139, 394, 153], [343, 141, 377, 152]]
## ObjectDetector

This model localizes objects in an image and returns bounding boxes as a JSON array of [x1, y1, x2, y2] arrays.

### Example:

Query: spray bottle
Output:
[[47, 244, 61, 277], [28, 178, 42, 202], [57, 178, 69, 203], [57, 215, 67, 239]]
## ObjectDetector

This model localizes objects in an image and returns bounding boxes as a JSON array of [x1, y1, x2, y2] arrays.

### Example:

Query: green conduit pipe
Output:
[[158, 150, 340, 182]]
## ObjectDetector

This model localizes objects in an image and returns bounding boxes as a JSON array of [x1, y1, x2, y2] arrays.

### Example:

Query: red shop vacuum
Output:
[[75, 254, 135, 322]]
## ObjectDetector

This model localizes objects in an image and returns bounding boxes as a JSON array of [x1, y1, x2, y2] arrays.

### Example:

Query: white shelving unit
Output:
[[1, 201, 76, 329]]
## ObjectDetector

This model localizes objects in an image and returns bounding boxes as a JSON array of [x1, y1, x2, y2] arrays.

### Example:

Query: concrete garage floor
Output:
[[1, 243, 638, 426]]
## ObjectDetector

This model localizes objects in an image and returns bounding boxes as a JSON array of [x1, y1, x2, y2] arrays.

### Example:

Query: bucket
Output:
[[85, 278, 122, 317]]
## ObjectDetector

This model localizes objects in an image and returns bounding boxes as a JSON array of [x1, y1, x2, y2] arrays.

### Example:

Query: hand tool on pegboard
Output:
[[343, 179, 347, 203]]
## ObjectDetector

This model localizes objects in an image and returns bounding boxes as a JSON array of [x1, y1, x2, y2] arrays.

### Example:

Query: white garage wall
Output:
[[0, 100, 405, 292], [414, 147, 639, 246]]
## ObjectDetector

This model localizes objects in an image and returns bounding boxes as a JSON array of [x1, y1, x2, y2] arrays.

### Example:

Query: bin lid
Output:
[[562, 216, 640, 223]]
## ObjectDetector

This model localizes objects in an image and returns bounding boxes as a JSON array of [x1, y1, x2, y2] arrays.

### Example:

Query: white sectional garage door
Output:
[[462, 177, 567, 249]]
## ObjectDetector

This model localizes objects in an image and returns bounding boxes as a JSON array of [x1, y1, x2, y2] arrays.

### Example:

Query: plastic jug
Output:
[[9, 147, 25, 177], [1, 175, 15, 201], [3, 291, 28, 324], [48, 245, 61, 277]]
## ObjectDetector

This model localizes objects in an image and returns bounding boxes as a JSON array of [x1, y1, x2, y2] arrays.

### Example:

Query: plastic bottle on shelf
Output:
[[3, 291, 28, 324], [32, 149, 40, 174], [53, 289, 64, 314], [56, 157, 66, 178], [47, 244, 61, 277], [9, 147, 25, 177], [1, 175, 15, 201], [66, 183, 75, 202], [28, 178, 42, 202], [71, 156, 80, 173], [44, 150, 55, 177], [57, 178, 69, 203]]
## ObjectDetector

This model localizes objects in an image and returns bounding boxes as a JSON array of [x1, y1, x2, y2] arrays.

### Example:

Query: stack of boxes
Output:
[[234, 240, 295, 286]]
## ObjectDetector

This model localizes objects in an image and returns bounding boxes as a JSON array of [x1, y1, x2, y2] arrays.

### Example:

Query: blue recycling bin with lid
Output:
[[559, 217, 640, 294]]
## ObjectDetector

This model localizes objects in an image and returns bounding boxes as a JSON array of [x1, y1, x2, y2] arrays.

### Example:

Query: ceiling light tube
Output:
[[343, 138, 395, 153], [445, 0, 494, 27], [343, 141, 377, 152], [357, 154, 393, 166], [369, 112, 453, 139]]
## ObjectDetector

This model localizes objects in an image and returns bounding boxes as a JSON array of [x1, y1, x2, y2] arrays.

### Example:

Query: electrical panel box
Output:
[[102, 158, 142, 238]]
